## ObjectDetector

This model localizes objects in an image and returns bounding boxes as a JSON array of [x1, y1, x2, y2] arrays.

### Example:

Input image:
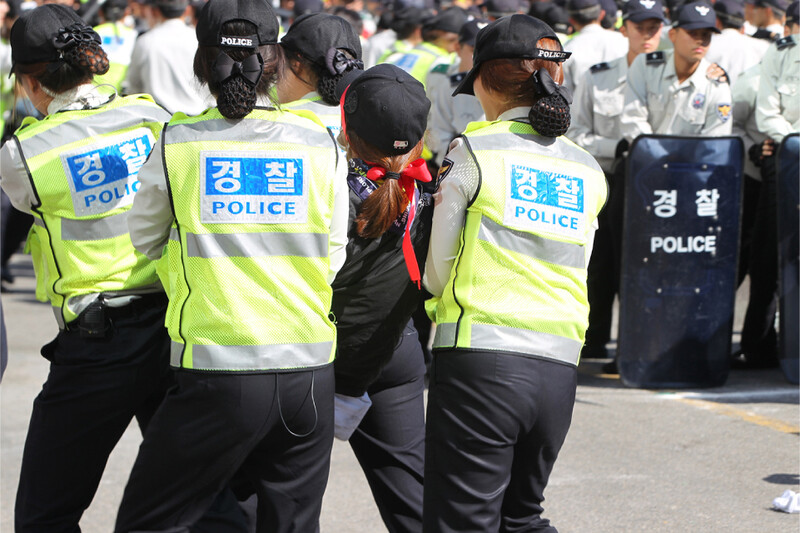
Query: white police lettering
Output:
[[695, 5, 710, 16], [640, 0, 656, 8], [650, 235, 717, 254], [221, 36, 253, 47], [62, 129, 155, 216], [652, 189, 677, 218], [537, 50, 563, 59], [503, 158, 586, 241], [200, 151, 308, 224], [695, 188, 720, 217]]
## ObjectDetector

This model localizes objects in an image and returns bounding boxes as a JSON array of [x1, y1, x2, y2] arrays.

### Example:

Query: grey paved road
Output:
[[2, 255, 798, 532]]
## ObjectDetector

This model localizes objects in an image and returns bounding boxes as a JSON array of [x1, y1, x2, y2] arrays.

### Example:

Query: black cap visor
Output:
[[452, 47, 571, 96]]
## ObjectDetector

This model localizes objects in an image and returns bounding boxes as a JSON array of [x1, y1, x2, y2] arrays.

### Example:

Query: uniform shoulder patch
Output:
[[646, 51, 665, 65], [431, 62, 450, 75], [450, 72, 467, 87], [590, 62, 610, 73], [436, 157, 454, 187], [776, 36, 796, 50], [716, 103, 732, 122]]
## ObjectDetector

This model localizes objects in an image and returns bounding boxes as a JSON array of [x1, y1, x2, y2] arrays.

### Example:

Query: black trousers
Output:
[[740, 154, 779, 359], [15, 295, 173, 533], [114, 365, 335, 533], [349, 322, 426, 533], [584, 171, 616, 355], [423, 350, 577, 533]]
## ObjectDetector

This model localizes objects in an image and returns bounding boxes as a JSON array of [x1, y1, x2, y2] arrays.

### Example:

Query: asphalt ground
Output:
[[1, 254, 798, 533]]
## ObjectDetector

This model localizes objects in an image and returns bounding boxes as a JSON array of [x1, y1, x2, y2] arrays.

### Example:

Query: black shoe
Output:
[[730, 350, 779, 370], [1, 269, 13, 284], [581, 344, 609, 359], [601, 359, 618, 374]]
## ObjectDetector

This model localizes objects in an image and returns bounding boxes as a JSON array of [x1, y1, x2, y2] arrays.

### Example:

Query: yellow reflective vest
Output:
[[93, 22, 138, 92], [384, 42, 451, 88], [429, 120, 607, 366], [160, 107, 339, 372], [12, 94, 169, 328]]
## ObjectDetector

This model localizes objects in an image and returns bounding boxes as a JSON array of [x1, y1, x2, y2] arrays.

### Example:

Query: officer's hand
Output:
[[706, 63, 728, 84], [615, 138, 629, 159], [748, 138, 776, 166], [762, 138, 775, 158]]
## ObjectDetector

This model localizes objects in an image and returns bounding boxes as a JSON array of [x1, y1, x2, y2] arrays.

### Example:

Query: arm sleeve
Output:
[[327, 154, 349, 284], [422, 138, 475, 297], [755, 46, 794, 142], [567, 70, 619, 160], [127, 130, 175, 260], [427, 75, 457, 165], [123, 39, 146, 94], [620, 57, 653, 142], [702, 82, 733, 136], [731, 75, 757, 154], [0, 138, 37, 214]]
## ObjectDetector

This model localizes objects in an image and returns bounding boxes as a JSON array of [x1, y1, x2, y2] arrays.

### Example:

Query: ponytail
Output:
[[287, 48, 363, 106], [347, 131, 424, 238]]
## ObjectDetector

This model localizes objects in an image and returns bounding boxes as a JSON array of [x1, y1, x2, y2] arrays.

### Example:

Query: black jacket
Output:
[[330, 160, 433, 396]]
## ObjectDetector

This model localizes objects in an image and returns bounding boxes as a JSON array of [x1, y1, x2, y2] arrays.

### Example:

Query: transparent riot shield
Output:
[[618, 135, 744, 388]]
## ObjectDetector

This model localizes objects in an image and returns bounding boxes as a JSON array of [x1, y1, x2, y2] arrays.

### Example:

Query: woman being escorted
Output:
[[114, 0, 348, 531], [422, 15, 607, 533]]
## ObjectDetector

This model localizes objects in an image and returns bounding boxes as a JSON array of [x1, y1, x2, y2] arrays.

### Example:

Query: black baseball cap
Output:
[[293, 0, 323, 17], [10, 4, 98, 74], [673, 1, 720, 31], [338, 64, 430, 154], [452, 14, 570, 97], [567, 0, 601, 13], [787, 0, 799, 22], [422, 6, 469, 33], [623, 0, 667, 22], [529, 1, 572, 34], [281, 13, 362, 64], [713, 0, 745, 25], [459, 18, 489, 45], [196, 0, 279, 48]]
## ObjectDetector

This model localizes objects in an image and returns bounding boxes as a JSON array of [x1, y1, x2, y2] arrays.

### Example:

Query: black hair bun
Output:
[[529, 93, 571, 138]]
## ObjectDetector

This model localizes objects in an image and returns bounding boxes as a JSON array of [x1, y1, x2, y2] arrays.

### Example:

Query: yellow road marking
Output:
[[674, 397, 800, 435]]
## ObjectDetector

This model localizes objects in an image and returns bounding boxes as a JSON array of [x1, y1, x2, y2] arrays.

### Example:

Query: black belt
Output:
[[76, 292, 168, 338]]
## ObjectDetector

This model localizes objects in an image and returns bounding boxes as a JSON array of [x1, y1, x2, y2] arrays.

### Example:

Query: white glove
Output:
[[333, 392, 372, 441]]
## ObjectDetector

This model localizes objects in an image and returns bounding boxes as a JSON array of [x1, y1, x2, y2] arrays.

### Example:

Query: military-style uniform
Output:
[[620, 49, 733, 141], [756, 34, 800, 142], [705, 27, 769, 85], [568, 56, 627, 173], [425, 58, 484, 165], [563, 23, 627, 95]]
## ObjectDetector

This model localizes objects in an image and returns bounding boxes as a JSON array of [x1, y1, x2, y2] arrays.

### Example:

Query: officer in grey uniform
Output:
[[620, 0, 733, 142], [426, 19, 486, 166], [735, 0, 798, 368], [706, 0, 770, 84], [568, 0, 666, 360]]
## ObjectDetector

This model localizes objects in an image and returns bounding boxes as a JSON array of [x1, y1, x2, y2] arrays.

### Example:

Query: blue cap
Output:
[[623, 0, 667, 21], [713, 0, 745, 25], [754, 0, 789, 10], [567, 0, 601, 13], [673, 1, 720, 32]]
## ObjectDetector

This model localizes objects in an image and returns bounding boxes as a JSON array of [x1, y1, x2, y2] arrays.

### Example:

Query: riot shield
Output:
[[618, 135, 744, 388], [777, 133, 799, 384]]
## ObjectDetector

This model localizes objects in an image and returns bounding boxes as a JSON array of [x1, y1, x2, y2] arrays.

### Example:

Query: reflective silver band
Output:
[[433, 322, 581, 366], [61, 211, 130, 241], [171, 340, 334, 370], [164, 117, 333, 148], [52, 307, 66, 329], [19, 105, 166, 159], [466, 131, 600, 171], [183, 231, 327, 259], [478, 216, 585, 269], [33, 218, 45, 227]]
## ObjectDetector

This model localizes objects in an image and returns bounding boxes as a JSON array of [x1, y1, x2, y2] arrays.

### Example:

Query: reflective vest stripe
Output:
[[19, 105, 167, 159], [163, 116, 332, 146], [171, 340, 334, 370], [466, 130, 601, 171], [183, 231, 328, 259], [478, 216, 586, 269], [432, 322, 581, 365], [60, 211, 130, 241]]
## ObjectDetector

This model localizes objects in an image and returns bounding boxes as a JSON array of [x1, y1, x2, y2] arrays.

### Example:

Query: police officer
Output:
[[706, 0, 769, 85], [276, 12, 364, 135], [331, 63, 434, 533], [376, 6, 427, 64], [384, 6, 467, 88], [426, 18, 486, 165], [752, 0, 788, 41], [0, 5, 172, 531], [620, 1, 733, 142], [92, 0, 137, 92], [113, 0, 349, 530], [423, 15, 607, 531], [563, 0, 627, 95], [568, 0, 666, 360], [736, 0, 799, 368]]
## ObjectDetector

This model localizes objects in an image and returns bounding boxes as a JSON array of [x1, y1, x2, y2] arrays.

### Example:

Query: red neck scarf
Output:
[[340, 85, 432, 288]]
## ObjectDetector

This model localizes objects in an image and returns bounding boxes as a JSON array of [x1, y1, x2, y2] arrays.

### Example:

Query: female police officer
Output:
[[422, 15, 607, 532], [113, 0, 348, 530], [0, 4, 172, 531], [331, 63, 433, 533]]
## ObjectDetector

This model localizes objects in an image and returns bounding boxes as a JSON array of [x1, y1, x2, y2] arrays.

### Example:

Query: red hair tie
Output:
[[365, 159, 432, 289]]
